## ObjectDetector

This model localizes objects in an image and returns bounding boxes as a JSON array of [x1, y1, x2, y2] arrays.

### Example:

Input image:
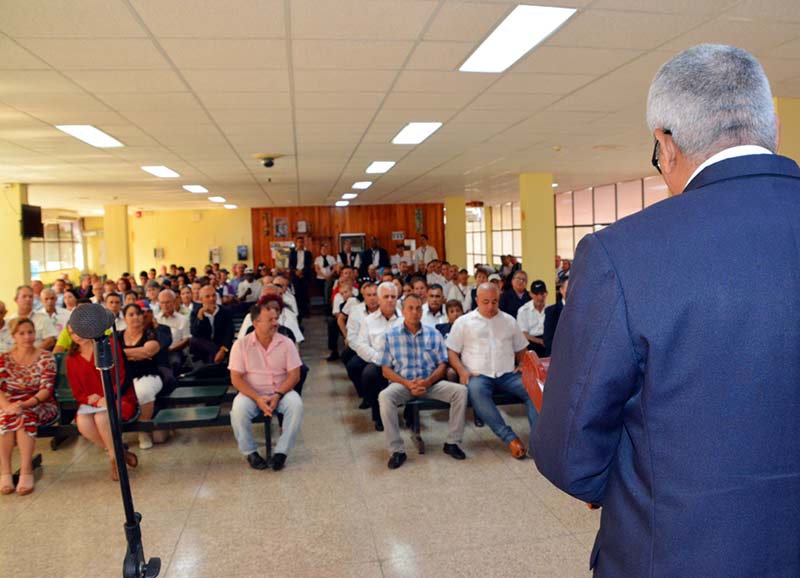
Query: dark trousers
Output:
[[327, 317, 341, 353], [190, 337, 222, 364], [527, 340, 547, 358], [292, 276, 310, 319], [346, 355, 368, 397], [361, 362, 388, 423], [341, 347, 355, 366]]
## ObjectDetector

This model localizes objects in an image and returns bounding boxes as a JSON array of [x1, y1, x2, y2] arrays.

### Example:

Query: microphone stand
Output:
[[95, 332, 161, 578]]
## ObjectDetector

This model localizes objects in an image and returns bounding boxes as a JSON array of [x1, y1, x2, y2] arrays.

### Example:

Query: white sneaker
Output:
[[138, 433, 153, 450]]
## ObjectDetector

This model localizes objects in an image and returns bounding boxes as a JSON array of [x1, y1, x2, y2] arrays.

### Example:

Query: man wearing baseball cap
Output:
[[516, 280, 548, 357]]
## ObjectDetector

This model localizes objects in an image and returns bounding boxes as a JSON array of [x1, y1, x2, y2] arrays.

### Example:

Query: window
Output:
[[555, 175, 667, 258], [491, 201, 522, 267], [30, 221, 84, 276], [466, 206, 486, 273]]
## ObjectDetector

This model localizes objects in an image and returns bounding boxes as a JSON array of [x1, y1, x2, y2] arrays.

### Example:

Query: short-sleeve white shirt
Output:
[[446, 309, 527, 378], [516, 301, 545, 337]]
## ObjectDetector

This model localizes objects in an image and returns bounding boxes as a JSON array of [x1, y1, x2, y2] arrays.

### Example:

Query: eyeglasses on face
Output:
[[651, 129, 672, 174]]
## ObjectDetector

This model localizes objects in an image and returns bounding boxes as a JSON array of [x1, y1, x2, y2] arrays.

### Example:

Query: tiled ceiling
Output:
[[0, 0, 799, 213]]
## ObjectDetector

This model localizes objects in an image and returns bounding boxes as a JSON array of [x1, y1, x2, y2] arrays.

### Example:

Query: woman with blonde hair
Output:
[[0, 318, 58, 495]]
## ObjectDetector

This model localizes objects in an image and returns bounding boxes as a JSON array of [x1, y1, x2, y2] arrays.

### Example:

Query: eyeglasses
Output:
[[651, 129, 671, 174]]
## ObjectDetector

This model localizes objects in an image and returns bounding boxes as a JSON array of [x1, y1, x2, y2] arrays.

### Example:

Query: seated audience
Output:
[[273, 275, 299, 318], [359, 235, 390, 277], [62, 290, 78, 315], [105, 292, 127, 331], [189, 285, 234, 365], [390, 243, 408, 274], [327, 281, 356, 361], [447, 269, 473, 311], [447, 283, 537, 459], [543, 279, 568, 357], [124, 290, 138, 306], [343, 282, 379, 407], [156, 289, 190, 375], [0, 302, 10, 353], [178, 286, 196, 317], [120, 303, 164, 449], [349, 282, 402, 430], [421, 284, 446, 327], [40, 288, 70, 336], [469, 270, 488, 311], [413, 234, 438, 270], [9, 285, 57, 351], [229, 302, 303, 471], [0, 318, 58, 495], [116, 277, 132, 294], [144, 281, 162, 315], [436, 299, 464, 340], [378, 294, 468, 469], [499, 270, 531, 318], [338, 238, 361, 270], [67, 327, 138, 481], [517, 280, 548, 357], [411, 276, 428, 305]]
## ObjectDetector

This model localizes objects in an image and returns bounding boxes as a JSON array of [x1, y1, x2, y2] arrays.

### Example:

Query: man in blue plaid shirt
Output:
[[378, 294, 468, 470]]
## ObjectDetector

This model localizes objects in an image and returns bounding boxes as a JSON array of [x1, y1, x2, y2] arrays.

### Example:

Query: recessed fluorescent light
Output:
[[335, 200, 350, 207], [552, 183, 559, 188], [208, 196, 226, 203], [366, 161, 395, 174], [459, 5, 577, 73], [352, 181, 372, 190], [342, 193, 358, 200], [141, 165, 180, 178], [223, 204, 238, 209], [183, 185, 208, 193], [55, 125, 124, 148], [392, 122, 443, 145]]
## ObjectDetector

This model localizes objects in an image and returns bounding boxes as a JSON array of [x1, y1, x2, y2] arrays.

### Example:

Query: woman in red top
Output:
[[0, 318, 58, 495], [66, 327, 138, 481]]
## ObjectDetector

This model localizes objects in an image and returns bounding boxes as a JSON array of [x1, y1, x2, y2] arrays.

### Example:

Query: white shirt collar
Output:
[[685, 145, 772, 190]]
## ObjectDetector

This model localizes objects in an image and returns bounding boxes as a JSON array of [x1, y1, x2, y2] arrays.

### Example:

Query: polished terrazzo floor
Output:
[[0, 316, 598, 578]]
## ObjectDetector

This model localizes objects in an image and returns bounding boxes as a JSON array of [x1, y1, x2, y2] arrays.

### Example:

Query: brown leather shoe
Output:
[[508, 438, 526, 459]]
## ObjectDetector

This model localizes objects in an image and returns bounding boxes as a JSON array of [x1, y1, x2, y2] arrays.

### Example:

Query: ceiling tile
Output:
[[515, 46, 642, 75], [97, 92, 202, 113], [423, 1, 509, 42], [159, 39, 288, 69], [405, 41, 473, 71], [660, 17, 800, 54], [293, 70, 396, 92], [198, 92, 292, 110], [292, 40, 414, 69], [726, 0, 800, 22], [0, 0, 147, 38], [182, 69, 290, 93], [393, 70, 495, 93], [295, 108, 374, 125], [381, 92, 473, 111], [291, 0, 437, 40], [65, 70, 186, 93], [130, 0, 286, 38], [547, 9, 700, 50], [210, 109, 293, 125], [0, 38, 49, 69], [468, 92, 561, 111], [489, 73, 594, 94], [592, 0, 738, 13], [294, 91, 384, 110], [0, 70, 83, 94], [17, 38, 168, 70]]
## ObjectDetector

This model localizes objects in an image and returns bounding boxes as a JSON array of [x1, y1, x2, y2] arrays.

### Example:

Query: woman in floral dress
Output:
[[0, 318, 58, 495]]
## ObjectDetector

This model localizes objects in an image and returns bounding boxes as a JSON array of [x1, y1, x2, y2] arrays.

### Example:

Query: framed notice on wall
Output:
[[237, 245, 248, 260], [274, 217, 289, 238]]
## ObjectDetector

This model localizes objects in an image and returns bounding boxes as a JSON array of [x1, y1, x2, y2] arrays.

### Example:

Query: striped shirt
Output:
[[380, 322, 447, 381]]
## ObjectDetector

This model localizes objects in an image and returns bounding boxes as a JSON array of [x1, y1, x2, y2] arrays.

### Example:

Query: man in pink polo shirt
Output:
[[228, 302, 303, 471]]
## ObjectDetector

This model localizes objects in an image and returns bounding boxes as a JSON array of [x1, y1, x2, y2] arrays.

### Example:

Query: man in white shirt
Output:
[[0, 301, 13, 353], [157, 289, 191, 374], [273, 274, 299, 318], [104, 292, 127, 331], [516, 280, 548, 357], [314, 243, 336, 313], [447, 268, 473, 312], [390, 243, 409, 274], [421, 284, 446, 328], [414, 234, 438, 271], [341, 282, 379, 408], [40, 289, 70, 336], [447, 282, 537, 459], [237, 268, 262, 303], [440, 261, 456, 297], [350, 282, 403, 430], [9, 285, 57, 350], [426, 260, 446, 289]]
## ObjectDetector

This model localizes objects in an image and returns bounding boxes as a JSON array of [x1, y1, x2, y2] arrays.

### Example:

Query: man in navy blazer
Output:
[[359, 235, 390, 277], [533, 44, 800, 578]]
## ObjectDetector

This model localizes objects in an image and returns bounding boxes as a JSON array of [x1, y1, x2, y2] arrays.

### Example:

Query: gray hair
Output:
[[377, 281, 398, 297], [647, 44, 776, 164]]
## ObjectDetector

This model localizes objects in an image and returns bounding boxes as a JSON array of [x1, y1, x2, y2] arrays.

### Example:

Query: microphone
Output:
[[70, 303, 115, 340]]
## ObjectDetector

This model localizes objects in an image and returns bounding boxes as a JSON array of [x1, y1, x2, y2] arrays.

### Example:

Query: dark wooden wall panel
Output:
[[251, 204, 445, 267]]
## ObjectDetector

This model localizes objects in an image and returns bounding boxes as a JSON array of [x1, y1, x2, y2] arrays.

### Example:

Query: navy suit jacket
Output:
[[288, 249, 314, 281], [533, 154, 800, 578], [359, 247, 390, 276]]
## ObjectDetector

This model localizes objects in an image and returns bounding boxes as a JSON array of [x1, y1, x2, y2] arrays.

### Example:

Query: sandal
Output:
[[15, 473, 34, 495], [124, 450, 138, 468], [0, 473, 14, 495]]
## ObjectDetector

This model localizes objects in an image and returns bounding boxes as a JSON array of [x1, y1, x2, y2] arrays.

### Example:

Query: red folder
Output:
[[521, 351, 549, 412]]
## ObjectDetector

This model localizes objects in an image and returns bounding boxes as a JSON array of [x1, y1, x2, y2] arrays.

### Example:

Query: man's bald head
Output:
[[475, 282, 500, 318]]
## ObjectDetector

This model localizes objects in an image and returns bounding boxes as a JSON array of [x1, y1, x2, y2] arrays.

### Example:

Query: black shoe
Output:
[[443, 443, 466, 460], [246, 452, 269, 470], [270, 453, 287, 471], [358, 399, 371, 410], [387, 452, 407, 470], [474, 416, 485, 428], [374, 419, 384, 432], [326, 352, 340, 361]]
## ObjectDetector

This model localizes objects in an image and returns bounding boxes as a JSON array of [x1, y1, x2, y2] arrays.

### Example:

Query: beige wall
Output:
[[127, 208, 252, 276]]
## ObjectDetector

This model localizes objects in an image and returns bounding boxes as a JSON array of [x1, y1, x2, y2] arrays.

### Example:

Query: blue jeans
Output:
[[467, 371, 538, 446], [230, 391, 303, 456]]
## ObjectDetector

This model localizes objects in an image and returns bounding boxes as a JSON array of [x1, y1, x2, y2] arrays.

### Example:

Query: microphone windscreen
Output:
[[70, 303, 115, 339]]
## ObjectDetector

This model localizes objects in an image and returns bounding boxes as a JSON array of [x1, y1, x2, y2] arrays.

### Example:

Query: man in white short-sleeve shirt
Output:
[[228, 304, 303, 471], [516, 280, 548, 358], [447, 282, 538, 459]]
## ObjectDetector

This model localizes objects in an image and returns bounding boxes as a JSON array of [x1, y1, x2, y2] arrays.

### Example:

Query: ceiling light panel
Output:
[[182, 185, 208, 193], [342, 193, 358, 200], [459, 5, 577, 74], [141, 165, 180, 178], [55, 125, 124, 148], [392, 122, 443, 145], [208, 196, 226, 203], [366, 161, 396, 174], [335, 200, 350, 207], [352, 181, 372, 189]]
